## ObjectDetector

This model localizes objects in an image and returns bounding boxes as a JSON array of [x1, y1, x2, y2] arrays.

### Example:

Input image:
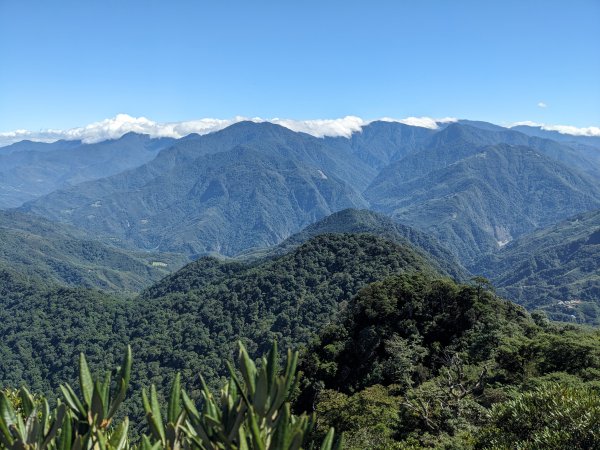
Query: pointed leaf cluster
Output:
[[1, 343, 340, 450]]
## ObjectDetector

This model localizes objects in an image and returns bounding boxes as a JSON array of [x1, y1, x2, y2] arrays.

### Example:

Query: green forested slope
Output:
[[367, 144, 600, 263], [0, 233, 435, 426], [133, 233, 436, 374], [474, 209, 600, 324], [2, 257, 598, 449], [0, 210, 187, 292], [237, 208, 469, 280], [298, 272, 600, 448], [0, 268, 127, 393]]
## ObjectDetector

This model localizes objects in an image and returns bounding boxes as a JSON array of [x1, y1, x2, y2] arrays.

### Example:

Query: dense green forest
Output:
[[297, 272, 600, 448], [1, 268, 599, 448], [1, 341, 344, 450], [1, 228, 600, 449], [238, 209, 468, 281], [0, 233, 436, 434]]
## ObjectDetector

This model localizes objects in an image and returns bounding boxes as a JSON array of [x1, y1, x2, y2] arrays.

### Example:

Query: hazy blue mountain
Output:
[[510, 125, 600, 172], [0, 210, 187, 292], [366, 123, 599, 188], [367, 144, 600, 263], [455, 119, 510, 132], [22, 122, 369, 256], [473, 209, 600, 324], [0, 139, 82, 156], [17, 120, 600, 263], [237, 208, 469, 280], [0, 133, 175, 208], [323, 120, 435, 170]]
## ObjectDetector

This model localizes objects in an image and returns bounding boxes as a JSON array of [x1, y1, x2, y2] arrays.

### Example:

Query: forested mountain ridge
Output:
[[323, 120, 436, 170], [0, 232, 437, 419], [16, 120, 599, 266], [0, 210, 187, 292], [298, 272, 600, 448], [366, 122, 600, 188], [3, 119, 598, 326], [0, 267, 128, 392], [2, 259, 599, 449], [237, 208, 469, 280], [474, 209, 600, 324]]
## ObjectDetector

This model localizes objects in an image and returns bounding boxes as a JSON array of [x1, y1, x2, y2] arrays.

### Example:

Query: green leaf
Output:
[[60, 384, 86, 417], [107, 378, 128, 419], [0, 392, 17, 428], [320, 428, 335, 450], [108, 416, 129, 450], [91, 382, 105, 424], [283, 350, 298, 397], [79, 353, 94, 406], [247, 406, 266, 450], [107, 345, 132, 419], [238, 342, 257, 396], [42, 403, 66, 448], [119, 346, 132, 389], [267, 341, 278, 390], [181, 390, 200, 424], [140, 435, 154, 450], [150, 385, 164, 439], [101, 372, 112, 411], [18, 387, 35, 417], [57, 411, 72, 450], [254, 364, 269, 416], [167, 373, 181, 424]]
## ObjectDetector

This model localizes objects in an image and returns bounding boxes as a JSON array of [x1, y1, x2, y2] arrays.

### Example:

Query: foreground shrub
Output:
[[0, 343, 341, 450], [476, 382, 600, 449]]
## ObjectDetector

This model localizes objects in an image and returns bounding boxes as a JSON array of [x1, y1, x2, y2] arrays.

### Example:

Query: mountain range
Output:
[[0, 117, 596, 321], [1, 112, 599, 448], [18, 121, 600, 264], [366, 140, 600, 262]]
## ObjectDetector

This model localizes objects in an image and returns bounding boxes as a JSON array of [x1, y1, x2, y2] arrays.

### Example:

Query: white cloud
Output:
[[537, 102, 547, 108], [0, 115, 241, 147], [2, 114, 597, 147], [510, 121, 600, 137], [0, 114, 459, 147], [269, 116, 366, 138], [379, 116, 457, 129]]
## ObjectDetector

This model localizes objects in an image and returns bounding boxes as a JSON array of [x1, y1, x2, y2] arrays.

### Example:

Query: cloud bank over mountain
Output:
[[510, 121, 600, 137], [0, 114, 455, 146], [1, 114, 598, 147]]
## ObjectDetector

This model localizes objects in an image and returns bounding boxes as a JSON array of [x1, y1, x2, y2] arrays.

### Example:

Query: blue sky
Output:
[[1, 0, 599, 133]]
